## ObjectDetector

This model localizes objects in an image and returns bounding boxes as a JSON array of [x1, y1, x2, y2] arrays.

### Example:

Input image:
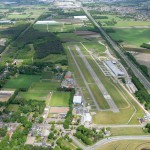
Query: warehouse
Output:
[[73, 95, 82, 104], [35, 20, 60, 25], [104, 60, 125, 77]]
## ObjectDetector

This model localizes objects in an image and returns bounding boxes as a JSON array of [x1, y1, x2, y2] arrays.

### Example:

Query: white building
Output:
[[35, 20, 60, 25], [104, 60, 125, 77], [73, 95, 82, 104], [83, 113, 92, 124], [74, 16, 88, 21]]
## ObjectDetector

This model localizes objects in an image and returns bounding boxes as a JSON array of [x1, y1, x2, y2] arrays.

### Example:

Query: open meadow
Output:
[[4, 75, 41, 89], [109, 28, 150, 47], [49, 91, 70, 107]]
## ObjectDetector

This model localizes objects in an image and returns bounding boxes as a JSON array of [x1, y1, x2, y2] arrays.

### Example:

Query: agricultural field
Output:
[[6, 6, 45, 21], [109, 28, 150, 47], [4, 75, 41, 89], [49, 91, 70, 107], [97, 140, 150, 150], [92, 14, 150, 27], [16, 80, 60, 102]]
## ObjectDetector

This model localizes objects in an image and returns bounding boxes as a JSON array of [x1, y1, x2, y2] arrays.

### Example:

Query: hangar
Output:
[[104, 60, 125, 77]]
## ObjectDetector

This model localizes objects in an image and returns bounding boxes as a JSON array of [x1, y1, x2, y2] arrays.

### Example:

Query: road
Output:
[[86, 135, 150, 150], [68, 46, 100, 111], [75, 45, 119, 113], [82, 7, 150, 94]]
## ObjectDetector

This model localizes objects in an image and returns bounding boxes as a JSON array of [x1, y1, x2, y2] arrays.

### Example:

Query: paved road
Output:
[[69, 134, 86, 150], [82, 7, 150, 94], [86, 135, 150, 150], [75, 45, 119, 113], [68, 46, 100, 111], [85, 124, 142, 128]]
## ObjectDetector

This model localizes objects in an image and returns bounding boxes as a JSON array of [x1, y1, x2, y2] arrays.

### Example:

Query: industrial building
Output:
[[35, 20, 60, 25], [74, 16, 88, 21], [104, 60, 125, 77], [73, 95, 82, 104]]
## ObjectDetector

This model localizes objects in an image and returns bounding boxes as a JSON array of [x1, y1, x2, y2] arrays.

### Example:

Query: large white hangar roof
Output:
[[35, 20, 60, 25], [104, 60, 124, 77]]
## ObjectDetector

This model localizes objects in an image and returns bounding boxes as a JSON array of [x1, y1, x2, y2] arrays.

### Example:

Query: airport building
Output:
[[104, 60, 125, 77], [73, 95, 82, 104]]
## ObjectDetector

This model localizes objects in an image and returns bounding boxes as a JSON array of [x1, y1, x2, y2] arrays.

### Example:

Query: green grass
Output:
[[17, 81, 60, 101], [42, 71, 54, 79], [18, 91, 48, 101], [6, 104, 19, 112], [57, 33, 87, 42], [34, 24, 48, 32], [89, 84, 109, 109], [110, 127, 147, 136], [49, 91, 70, 107], [29, 81, 59, 91], [96, 140, 150, 150], [82, 41, 106, 53], [109, 28, 150, 47], [94, 14, 150, 27], [4, 75, 41, 89]]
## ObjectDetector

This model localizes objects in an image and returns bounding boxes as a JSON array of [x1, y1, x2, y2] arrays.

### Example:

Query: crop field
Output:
[[4, 75, 41, 89], [7, 6, 44, 20], [109, 28, 150, 47], [93, 14, 150, 27], [97, 140, 150, 150], [49, 91, 70, 107]]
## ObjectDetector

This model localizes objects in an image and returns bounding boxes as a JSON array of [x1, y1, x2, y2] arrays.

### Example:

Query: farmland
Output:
[[4, 75, 41, 89], [91, 14, 150, 27], [108, 28, 150, 47]]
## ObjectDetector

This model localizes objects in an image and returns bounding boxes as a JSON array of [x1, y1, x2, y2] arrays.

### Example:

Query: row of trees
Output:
[[129, 69, 150, 110], [63, 90, 75, 129], [74, 125, 93, 145], [140, 43, 150, 49]]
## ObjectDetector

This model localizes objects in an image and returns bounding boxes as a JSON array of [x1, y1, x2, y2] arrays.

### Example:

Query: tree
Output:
[[38, 117, 43, 123], [48, 132, 54, 139]]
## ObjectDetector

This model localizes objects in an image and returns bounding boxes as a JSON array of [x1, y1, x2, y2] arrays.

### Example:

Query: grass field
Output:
[[109, 28, 150, 47], [110, 127, 147, 136], [58, 33, 87, 42], [17, 80, 60, 101], [82, 41, 106, 53], [89, 84, 109, 109], [4, 75, 41, 89], [29, 81, 59, 91], [18, 91, 48, 101], [97, 140, 150, 150], [6, 104, 19, 112], [49, 91, 70, 107], [94, 14, 150, 27]]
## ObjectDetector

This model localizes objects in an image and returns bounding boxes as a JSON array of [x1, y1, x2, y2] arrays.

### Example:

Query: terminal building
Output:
[[104, 60, 125, 77]]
